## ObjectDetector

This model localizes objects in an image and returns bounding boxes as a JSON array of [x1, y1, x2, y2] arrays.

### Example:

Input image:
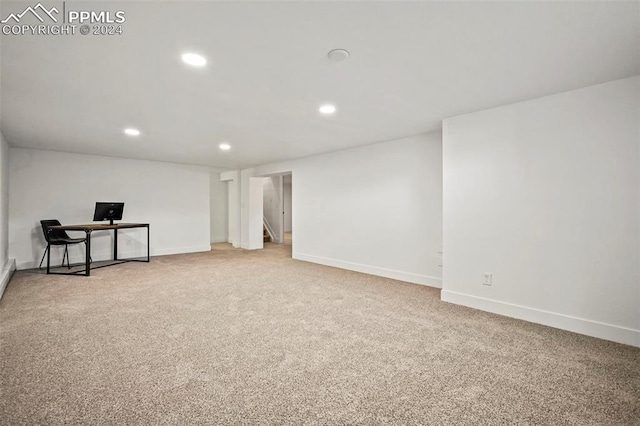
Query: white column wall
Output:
[[284, 179, 292, 233], [210, 171, 229, 243], [220, 170, 240, 247]]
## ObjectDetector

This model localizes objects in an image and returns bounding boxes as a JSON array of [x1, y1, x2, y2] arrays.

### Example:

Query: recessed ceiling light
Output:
[[182, 53, 207, 67], [124, 128, 140, 136], [319, 104, 337, 115], [219, 143, 231, 151], [327, 49, 350, 62]]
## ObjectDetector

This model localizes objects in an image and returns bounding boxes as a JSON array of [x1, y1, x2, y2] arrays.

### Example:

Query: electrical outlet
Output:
[[482, 273, 492, 286]]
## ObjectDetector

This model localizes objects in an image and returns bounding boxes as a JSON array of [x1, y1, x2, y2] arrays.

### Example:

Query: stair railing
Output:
[[263, 216, 277, 243]]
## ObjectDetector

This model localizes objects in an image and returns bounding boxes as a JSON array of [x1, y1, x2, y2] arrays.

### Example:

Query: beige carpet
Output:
[[1, 242, 638, 425]]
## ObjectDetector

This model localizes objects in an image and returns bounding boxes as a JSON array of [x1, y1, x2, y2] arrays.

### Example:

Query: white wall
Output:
[[442, 76, 640, 347], [263, 176, 283, 243], [240, 175, 264, 250], [9, 148, 212, 269], [0, 37, 17, 298], [243, 133, 443, 287], [0, 131, 15, 298], [283, 176, 292, 233], [210, 171, 228, 243], [221, 171, 240, 247], [0, 132, 8, 270]]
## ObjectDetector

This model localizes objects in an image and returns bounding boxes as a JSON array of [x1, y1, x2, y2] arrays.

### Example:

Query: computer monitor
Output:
[[93, 202, 124, 225]]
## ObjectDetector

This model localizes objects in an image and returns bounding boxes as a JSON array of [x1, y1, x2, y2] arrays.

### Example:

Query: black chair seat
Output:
[[49, 237, 86, 245]]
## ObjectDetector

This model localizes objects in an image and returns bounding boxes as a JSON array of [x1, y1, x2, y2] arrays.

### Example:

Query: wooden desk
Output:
[[47, 223, 150, 276]]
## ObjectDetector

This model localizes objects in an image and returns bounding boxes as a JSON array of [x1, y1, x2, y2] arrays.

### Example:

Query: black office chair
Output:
[[39, 219, 88, 269]]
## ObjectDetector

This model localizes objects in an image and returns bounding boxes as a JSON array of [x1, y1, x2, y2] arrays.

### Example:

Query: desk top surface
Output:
[[50, 223, 149, 231]]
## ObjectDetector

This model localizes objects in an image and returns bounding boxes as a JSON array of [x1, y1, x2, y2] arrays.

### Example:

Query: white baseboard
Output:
[[441, 290, 640, 348], [241, 243, 262, 250], [149, 245, 211, 257], [0, 258, 16, 300], [15, 245, 212, 270], [293, 252, 442, 288]]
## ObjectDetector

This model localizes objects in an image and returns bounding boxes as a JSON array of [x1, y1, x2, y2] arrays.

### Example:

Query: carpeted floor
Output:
[[1, 241, 639, 425]]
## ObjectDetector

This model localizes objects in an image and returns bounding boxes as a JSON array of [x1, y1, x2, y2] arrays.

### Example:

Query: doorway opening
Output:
[[260, 172, 292, 254]]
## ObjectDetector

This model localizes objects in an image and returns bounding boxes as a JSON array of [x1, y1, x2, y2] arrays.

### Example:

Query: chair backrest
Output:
[[40, 219, 71, 242]]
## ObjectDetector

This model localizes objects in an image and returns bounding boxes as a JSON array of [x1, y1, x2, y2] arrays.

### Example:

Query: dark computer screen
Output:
[[93, 202, 124, 225]]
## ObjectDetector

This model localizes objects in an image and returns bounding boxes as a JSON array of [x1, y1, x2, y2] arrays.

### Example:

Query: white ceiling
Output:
[[1, 1, 639, 169]]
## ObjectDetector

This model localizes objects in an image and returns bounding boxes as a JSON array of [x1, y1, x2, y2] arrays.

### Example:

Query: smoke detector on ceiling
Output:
[[327, 49, 350, 62]]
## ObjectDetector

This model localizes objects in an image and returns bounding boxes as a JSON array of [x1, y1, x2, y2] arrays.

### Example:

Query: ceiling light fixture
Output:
[[124, 128, 140, 136], [219, 143, 231, 151], [181, 53, 207, 67], [319, 104, 337, 115], [327, 49, 350, 62]]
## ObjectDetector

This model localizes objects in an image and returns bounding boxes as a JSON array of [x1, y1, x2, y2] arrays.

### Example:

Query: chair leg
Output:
[[38, 246, 49, 269], [63, 245, 71, 269]]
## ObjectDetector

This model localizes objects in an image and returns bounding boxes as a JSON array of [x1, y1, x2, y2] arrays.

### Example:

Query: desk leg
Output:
[[114, 229, 118, 261], [147, 225, 150, 262], [85, 230, 92, 276]]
